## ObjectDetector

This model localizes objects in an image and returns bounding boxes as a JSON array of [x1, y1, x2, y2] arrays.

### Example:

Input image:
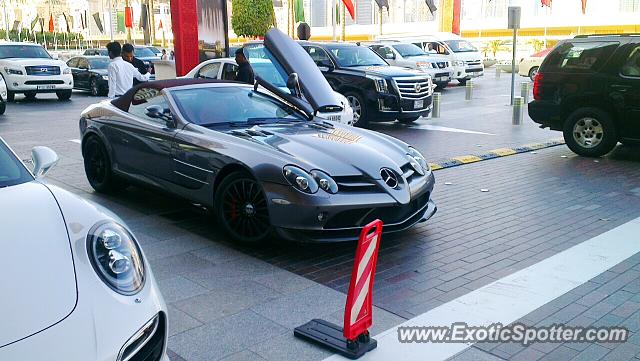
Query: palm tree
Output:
[[482, 40, 507, 58]]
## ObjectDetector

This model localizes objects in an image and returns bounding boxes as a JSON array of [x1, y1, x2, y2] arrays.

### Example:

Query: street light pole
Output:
[[108, 0, 114, 41]]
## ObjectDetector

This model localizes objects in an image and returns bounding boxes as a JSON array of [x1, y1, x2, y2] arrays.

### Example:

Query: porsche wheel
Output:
[[215, 172, 271, 243], [83, 136, 126, 193]]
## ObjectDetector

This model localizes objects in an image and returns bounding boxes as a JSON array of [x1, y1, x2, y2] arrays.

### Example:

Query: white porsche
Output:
[[0, 138, 168, 361]]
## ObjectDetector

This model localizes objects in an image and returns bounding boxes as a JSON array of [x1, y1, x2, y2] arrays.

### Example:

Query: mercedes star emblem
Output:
[[380, 168, 399, 189]]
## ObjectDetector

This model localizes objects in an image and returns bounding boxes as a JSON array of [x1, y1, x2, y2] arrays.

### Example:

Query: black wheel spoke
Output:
[[220, 177, 271, 242]]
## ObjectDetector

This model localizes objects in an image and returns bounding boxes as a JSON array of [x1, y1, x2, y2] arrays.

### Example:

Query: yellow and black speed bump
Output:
[[429, 138, 565, 171]]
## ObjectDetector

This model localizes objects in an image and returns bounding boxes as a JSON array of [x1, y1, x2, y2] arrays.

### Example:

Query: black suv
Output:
[[529, 34, 640, 157], [299, 42, 432, 127]]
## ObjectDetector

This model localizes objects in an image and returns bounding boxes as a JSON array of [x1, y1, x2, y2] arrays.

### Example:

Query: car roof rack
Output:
[[574, 33, 640, 38]]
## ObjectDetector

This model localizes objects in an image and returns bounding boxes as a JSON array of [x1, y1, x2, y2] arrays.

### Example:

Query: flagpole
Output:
[[332, 0, 337, 41], [379, 6, 383, 36], [341, 1, 345, 42]]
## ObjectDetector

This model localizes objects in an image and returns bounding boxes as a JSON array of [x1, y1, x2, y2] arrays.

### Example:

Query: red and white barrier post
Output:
[[294, 220, 383, 359]]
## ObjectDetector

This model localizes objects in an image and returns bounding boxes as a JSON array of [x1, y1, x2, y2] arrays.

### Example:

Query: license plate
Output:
[[37, 85, 56, 90], [414, 100, 424, 109]]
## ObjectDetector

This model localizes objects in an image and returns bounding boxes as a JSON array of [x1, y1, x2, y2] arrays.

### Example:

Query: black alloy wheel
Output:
[[83, 137, 125, 193], [215, 172, 271, 243]]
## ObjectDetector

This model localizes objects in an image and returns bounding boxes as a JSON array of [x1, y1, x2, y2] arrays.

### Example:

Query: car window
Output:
[[0, 140, 33, 188], [252, 61, 286, 87], [392, 44, 426, 58], [423, 42, 449, 55], [444, 40, 478, 53], [78, 58, 90, 69], [222, 63, 239, 80], [372, 46, 394, 59], [0, 45, 51, 59], [171, 87, 304, 126], [197, 63, 221, 79], [128, 88, 171, 125], [88, 58, 110, 69], [305, 46, 332, 65], [544, 41, 619, 72], [134, 47, 156, 57], [621, 45, 640, 77], [67, 57, 79, 68], [324, 45, 387, 67]]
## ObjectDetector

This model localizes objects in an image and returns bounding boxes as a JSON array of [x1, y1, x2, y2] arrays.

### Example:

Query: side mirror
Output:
[[316, 60, 334, 72], [287, 73, 303, 98], [31, 146, 58, 179], [145, 105, 164, 119], [385, 52, 396, 60]]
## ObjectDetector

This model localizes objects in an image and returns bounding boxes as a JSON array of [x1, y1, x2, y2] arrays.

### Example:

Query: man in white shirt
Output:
[[106, 42, 150, 98]]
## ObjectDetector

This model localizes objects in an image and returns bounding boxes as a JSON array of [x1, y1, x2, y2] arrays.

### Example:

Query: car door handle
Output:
[[611, 84, 631, 92]]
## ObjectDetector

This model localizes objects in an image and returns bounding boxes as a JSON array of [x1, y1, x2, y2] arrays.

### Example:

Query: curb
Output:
[[429, 138, 566, 171]]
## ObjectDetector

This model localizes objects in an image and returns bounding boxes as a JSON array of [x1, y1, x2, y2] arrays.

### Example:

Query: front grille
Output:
[[118, 312, 166, 361], [435, 72, 449, 78], [393, 76, 431, 99], [465, 60, 482, 66], [24, 80, 65, 85], [436, 61, 448, 69], [333, 175, 379, 193], [324, 192, 430, 229], [25, 66, 60, 76]]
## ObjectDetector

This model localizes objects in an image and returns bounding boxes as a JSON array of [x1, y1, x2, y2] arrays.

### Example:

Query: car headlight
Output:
[[87, 221, 145, 295], [366, 75, 388, 93], [102, 75, 109, 80], [283, 165, 319, 194], [62, 68, 71, 74], [310, 170, 338, 194], [407, 147, 430, 176], [416, 62, 433, 69], [4, 67, 23, 75]]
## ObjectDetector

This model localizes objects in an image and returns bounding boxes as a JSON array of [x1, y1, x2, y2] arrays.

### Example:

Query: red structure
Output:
[[170, 0, 199, 76], [452, 0, 461, 35]]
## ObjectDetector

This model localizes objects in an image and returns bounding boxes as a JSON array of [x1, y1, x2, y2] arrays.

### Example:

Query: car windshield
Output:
[[392, 44, 426, 57], [171, 87, 305, 126], [326, 45, 387, 67], [135, 47, 156, 57], [0, 140, 33, 188], [0, 45, 51, 59], [88, 58, 110, 69], [444, 40, 477, 53]]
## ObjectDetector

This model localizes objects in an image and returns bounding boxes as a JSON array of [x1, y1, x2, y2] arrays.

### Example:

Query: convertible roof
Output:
[[111, 78, 243, 112]]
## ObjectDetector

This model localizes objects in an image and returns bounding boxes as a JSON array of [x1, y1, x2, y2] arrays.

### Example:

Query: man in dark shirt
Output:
[[234, 48, 255, 84], [122, 43, 149, 85]]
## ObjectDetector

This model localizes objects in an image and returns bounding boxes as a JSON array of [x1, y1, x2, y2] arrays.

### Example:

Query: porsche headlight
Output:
[[311, 170, 338, 194], [366, 75, 388, 93], [284, 165, 319, 194], [87, 221, 145, 295], [407, 147, 430, 176]]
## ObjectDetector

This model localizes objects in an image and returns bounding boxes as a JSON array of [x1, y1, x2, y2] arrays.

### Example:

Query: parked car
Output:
[[297, 41, 433, 127], [519, 48, 552, 80], [67, 56, 110, 96], [367, 41, 453, 89], [79, 29, 437, 243], [0, 75, 7, 114], [146, 46, 163, 58], [133, 46, 158, 74], [378, 33, 485, 85], [83, 48, 108, 56], [0, 42, 73, 101], [0, 137, 168, 361], [529, 34, 640, 157], [182, 57, 354, 124]]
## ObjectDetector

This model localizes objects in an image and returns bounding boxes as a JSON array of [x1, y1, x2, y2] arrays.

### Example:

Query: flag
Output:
[[425, 0, 438, 14], [581, 0, 587, 13], [541, 0, 552, 7], [48, 14, 54, 32], [63, 13, 71, 33], [294, 0, 305, 22], [93, 12, 104, 33], [374, 0, 389, 8], [124, 6, 133, 28], [30, 17, 39, 31], [342, 0, 355, 20], [39, 18, 45, 33], [158, 19, 163, 30]]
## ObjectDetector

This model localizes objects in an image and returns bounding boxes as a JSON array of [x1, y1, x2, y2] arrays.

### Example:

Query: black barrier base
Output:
[[294, 319, 377, 359]]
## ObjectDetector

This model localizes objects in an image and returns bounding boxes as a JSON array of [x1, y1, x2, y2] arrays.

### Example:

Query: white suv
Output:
[[0, 42, 74, 101]]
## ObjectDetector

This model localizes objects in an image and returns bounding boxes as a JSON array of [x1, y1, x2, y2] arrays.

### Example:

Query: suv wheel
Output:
[[345, 92, 368, 127], [0, 100, 5, 115], [6, 91, 14, 102], [563, 108, 617, 157], [528, 66, 539, 81]]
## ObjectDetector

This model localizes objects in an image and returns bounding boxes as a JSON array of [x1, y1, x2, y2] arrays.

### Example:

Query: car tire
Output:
[[458, 78, 467, 86], [214, 171, 272, 243], [56, 89, 72, 101], [0, 100, 5, 115], [24, 91, 37, 100], [563, 108, 617, 157], [83, 136, 127, 193], [90, 79, 100, 96], [528, 66, 539, 81], [6, 91, 14, 102], [399, 116, 420, 123], [345, 92, 368, 128]]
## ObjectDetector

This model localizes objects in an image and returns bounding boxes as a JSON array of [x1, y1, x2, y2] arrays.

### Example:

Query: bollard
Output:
[[465, 79, 473, 101], [512, 96, 524, 125], [432, 92, 441, 118], [520, 82, 530, 103], [495, 66, 501, 79]]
